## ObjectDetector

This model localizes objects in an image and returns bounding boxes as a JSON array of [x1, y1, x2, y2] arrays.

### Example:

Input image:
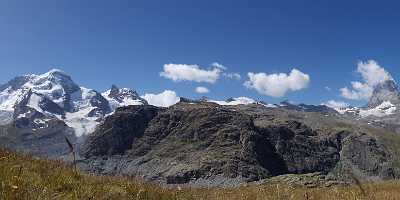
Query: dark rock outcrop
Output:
[[80, 102, 397, 185], [331, 133, 396, 180], [258, 122, 341, 174], [81, 105, 160, 157]]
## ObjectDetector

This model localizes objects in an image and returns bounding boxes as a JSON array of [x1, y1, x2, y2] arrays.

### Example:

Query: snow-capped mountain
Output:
[[195, 96, 276, 107], [279, 101, 336, 113], [209, 97, 257, 106], [368, 80, 400, 108], [0, 69, 147, 136], [102, 85, 147, 111], [327, 79, 400, 118], [332, 101, 397, 117]]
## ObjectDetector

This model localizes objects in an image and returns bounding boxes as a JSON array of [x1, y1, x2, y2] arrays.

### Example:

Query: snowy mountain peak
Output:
[[326, 100, 398, 118], [0, 69, 112, 136], [368, 80, 400, 108], [361, 101, 397, 117], [102, 85, 147, 111], [209, 97, 256, 106], [107, 85, 139, 101]]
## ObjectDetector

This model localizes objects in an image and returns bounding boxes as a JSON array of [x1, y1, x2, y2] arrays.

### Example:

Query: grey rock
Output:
[[81, 105, 160, 157], [368, 80, 400, 108], [80, 102, 398, 186]]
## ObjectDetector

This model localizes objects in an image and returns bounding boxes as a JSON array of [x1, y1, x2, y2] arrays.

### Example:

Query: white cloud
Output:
[[340, 60, 393, 100], [211, 62, 227, 70], [322, 100, 349, 109], [214, 62, 241, 80], [357, 60, 392, 86], [160, 64, 223, 83], [244, 69, 310, 97], [340, 81, 373, 100], [195, 86, 210, 94], [160, 62, 242, 84], [141, 90, 180, 107]]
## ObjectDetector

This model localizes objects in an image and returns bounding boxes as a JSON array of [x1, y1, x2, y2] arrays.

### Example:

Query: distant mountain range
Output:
[[1, 69, 400, 137], [0, 69, 147, 136], [1, 69, 400, 186]]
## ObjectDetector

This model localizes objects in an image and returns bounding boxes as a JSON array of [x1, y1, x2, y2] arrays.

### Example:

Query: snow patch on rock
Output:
[[209, 97, 256, 105], [360, 101, 397, 117]]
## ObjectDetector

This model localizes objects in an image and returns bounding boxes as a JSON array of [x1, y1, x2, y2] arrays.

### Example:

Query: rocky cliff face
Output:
[[368, 80, 400, 108], [81, 105, 159, 157], [79, 102, 398, 186]]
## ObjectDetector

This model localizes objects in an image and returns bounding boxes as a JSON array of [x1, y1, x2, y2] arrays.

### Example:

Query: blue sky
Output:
[[1, 0, 400, 106]]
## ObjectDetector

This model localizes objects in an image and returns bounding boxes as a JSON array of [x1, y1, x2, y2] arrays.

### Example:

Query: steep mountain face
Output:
[[0, 69, 147, 140], [79, 102, 398, 186], [368, 80, 400, 108], [325, 80, 400, 119], [81, 105, 159, 157], [328, 80, 400, 134], [0, 69, 109, 137]]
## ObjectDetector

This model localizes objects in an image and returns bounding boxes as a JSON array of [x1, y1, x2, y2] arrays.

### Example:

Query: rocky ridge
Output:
[[1, 69, 400, 187], [79, 102, 399, 186], [0, 69, 147, 137]]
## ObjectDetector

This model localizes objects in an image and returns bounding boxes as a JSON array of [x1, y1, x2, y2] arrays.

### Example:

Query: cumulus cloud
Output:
[[160, 64, 223, 83], [195, 86, 210, 94], [357, 60, 392, 86], [340, 81, 373, 100], [244, 69, 310, 97], [322, 100, 349, 109], [141, 90, 180, 107], [160, 62, 241, 84], [340, 60, 393, 100]]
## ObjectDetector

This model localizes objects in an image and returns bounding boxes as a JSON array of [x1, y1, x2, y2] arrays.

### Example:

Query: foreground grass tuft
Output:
[[1, 148, 400, 200]]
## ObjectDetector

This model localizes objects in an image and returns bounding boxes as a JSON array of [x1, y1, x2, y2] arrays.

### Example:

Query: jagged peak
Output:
[[106, 85, 139, 97], [110, 84, 119, 92], [368, 79, 400, 108]]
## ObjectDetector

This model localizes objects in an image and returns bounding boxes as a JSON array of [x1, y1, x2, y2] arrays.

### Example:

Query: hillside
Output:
[[3, 148, 400, 200], [2, 69, 400, 189], [79, 102, 400, 186]]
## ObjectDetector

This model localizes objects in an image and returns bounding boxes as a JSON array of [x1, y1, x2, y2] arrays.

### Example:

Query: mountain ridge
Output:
[[1, 69, 400, 186], [0, 69, 147, 136]]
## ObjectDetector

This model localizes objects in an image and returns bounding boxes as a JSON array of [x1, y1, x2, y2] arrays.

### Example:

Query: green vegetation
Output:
[[1, 148, 400, 200]]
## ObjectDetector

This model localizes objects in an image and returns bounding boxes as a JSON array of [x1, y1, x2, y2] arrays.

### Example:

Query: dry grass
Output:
[[1, 148, 400, 200]]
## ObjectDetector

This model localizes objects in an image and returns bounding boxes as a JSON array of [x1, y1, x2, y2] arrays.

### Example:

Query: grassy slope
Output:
[[1, 148, 400, 200]]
